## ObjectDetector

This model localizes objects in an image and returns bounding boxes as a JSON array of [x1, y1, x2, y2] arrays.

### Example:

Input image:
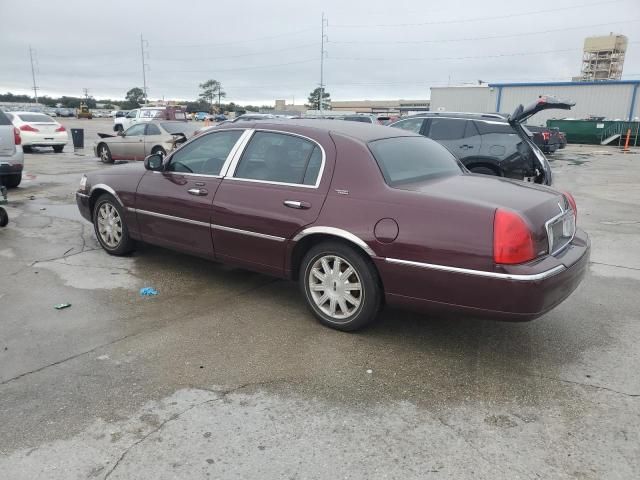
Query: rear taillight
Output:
[[20, 124, 39, 132], [13, 127, 21, 145], [542, 131, 550, 141], [55, 125, 66, 132], [493, 209, 536, 265], [563, 192, 577, 222]]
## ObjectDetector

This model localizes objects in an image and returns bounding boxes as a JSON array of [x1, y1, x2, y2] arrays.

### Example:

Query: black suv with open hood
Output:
[[389, 96, 574, 185]]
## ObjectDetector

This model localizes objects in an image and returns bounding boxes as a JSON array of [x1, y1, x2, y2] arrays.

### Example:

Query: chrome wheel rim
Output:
[[97, 202, 123, 248], [308, 255, 363, 321], [100, 146, 110, 162]]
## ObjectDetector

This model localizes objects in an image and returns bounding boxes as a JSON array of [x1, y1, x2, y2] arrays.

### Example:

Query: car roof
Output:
[[401, 112, 508, 121], [218, 118, 420, 142]]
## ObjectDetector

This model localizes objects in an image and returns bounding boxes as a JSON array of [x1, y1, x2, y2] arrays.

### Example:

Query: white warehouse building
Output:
[[430, 80, 640, 126]]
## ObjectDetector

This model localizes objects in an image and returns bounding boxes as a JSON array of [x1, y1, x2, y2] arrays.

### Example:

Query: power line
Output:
[[329, 19, 640, 45], [154, 42, 318, 62], [153, 27, 319, 49], [330, 0, 625, 28]]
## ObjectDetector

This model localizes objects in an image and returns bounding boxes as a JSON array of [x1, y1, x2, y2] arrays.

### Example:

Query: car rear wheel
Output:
[[0, 208, 8, 227], [93, 194, 134, 255], [1, 173, 22, 188], [300, 242, 381, 331], [98, 143, 113, 164], [53, 145, 64, 153], [22, 146, 33, 153], [469, 166, 498, 176]]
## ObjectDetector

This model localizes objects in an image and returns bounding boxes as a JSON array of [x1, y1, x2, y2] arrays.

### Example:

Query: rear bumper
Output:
[[0, 149, 24, 175], [378, 228, 590, 321], [76, 192, 92, 222], [21, 131, 68, 146]]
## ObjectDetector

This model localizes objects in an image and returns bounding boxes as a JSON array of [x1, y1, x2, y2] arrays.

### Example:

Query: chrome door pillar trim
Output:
[[211, 224, 286, 242], [385, 257, 566, 281], [292, 226, 376, 257]]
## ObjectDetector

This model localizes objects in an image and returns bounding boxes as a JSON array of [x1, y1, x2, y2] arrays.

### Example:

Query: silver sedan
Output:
[[94, 121, 199, 163]]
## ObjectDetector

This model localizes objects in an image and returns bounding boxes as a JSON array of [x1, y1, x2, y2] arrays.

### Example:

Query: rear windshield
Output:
[[161, 122, 198, 135], [344, 116, 373, 123], [17, 113, 55, 123], [368, 136, 461, 186], [0, 110, 11, 125]]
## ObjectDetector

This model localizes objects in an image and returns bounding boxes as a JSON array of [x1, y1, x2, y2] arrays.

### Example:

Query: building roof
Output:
[[488, 80, 640, 87]]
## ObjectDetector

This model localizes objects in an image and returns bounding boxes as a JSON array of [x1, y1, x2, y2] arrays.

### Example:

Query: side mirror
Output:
[[117, 130, 124, 136], [144, 153, 164, 171]]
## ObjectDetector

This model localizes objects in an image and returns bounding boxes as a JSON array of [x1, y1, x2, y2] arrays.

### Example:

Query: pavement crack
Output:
[[529, 374, 639, 398], [590, 261, 640, 272], [102, 394, 221, 480]]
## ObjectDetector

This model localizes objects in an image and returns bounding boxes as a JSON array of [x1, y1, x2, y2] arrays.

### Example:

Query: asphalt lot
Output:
[[1, 118, 639, 479]]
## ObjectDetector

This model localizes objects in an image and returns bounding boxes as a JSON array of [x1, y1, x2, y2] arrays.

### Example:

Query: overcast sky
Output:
[[1, 0, 639, 105]]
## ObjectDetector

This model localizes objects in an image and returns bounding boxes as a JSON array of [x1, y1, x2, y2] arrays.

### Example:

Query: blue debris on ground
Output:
[[139, 287, 159, 297]]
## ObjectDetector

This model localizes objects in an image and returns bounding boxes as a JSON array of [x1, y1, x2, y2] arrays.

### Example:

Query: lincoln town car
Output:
[[76, 117, 589, 331]]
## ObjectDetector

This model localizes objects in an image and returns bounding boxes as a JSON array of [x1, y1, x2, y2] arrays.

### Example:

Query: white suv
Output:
[[0, 110, 24, 188], [113, 107, 187, 132]]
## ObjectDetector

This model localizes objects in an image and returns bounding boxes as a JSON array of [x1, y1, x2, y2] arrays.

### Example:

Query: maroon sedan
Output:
[[76, 120, 589, 331]]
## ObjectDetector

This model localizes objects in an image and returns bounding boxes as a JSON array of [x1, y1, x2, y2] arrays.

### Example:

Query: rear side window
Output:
[[369, 137, 461, 186], [17, 114, 55, 123], [390, 118, 423, 133], [234, 131, 323, 186], [427, 118, 466, 140], [474, 121, 516, 135], [0, 110, 11, 125], [146, 124, 161, 135]]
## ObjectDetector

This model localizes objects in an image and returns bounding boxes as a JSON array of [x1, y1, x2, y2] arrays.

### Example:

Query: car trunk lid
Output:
[[508, 96, 575, 125], [398, 174, 573, 257]]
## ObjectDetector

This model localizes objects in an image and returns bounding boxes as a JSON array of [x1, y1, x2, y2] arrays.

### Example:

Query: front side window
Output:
[[167, 130, 243, 175], [233, 131, 322, 186], [124, 124, 146, 137], [141, 109, 163, 119], [390, 118, 424, 134], [146, 124, 161, 135], [427, 118, 467, 140], [369, 136, 461, 186]]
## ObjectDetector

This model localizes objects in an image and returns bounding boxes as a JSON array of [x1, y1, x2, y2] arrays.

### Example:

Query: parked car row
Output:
[[76, 111, 589, 331]]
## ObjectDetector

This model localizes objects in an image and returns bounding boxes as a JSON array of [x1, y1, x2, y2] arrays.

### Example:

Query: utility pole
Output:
[[29, 46, 39, 104], [319, 12, 328, 114], [83, 88, 89, 103], [140, 34, 148, 104]]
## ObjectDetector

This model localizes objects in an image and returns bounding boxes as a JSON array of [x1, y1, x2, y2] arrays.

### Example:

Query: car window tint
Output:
[[17, 113, 55, 123], [427, 118, 466, 140], [126, 110, 138, 118], [464, 120, 479, 137], [146, 124, 161, 135], [125, 124, 146, 136], [161, 122, 198, 135], [474, 121, 516, 135], [302, 147, 322, 185], [368, 137, 461, 186], [168, 130, 243, 175], [390, 118, 423, 133], [0, 110, 11, 125], [234, 132, 321, 185]]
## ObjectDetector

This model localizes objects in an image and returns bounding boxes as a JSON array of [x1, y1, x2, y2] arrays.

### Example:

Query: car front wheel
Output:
[[300, 241, 381, 331], [98, 143, 113, 164], [93, 194, 134, 255], [1, 173, 21, 188]]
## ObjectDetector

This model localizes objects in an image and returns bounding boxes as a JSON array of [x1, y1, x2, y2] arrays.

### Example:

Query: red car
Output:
[[76, 114, 589, 331]]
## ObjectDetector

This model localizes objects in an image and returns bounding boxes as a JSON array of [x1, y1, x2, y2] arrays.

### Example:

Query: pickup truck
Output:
[[114, 106, 187, 132]]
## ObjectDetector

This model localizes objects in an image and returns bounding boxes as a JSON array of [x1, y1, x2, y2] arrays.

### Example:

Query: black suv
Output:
[[388, 97, 574, 185]]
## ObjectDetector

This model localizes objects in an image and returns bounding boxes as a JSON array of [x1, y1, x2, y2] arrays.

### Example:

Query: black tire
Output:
[[469, 166, 498, 176], [92, 194, 134, 255], [22, 146, 33, 153], [300, 241, 381, 331], [0, 208, 8, 227], [53, 145, 64, 153], [1, 173, 22, 188], [98, 143, 113, 164], [151, 146, 166, 158]]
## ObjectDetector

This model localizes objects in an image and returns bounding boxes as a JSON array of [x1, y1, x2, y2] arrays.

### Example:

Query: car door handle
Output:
[[284, 200, 310, 209], [188, 188, 208, 196]]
